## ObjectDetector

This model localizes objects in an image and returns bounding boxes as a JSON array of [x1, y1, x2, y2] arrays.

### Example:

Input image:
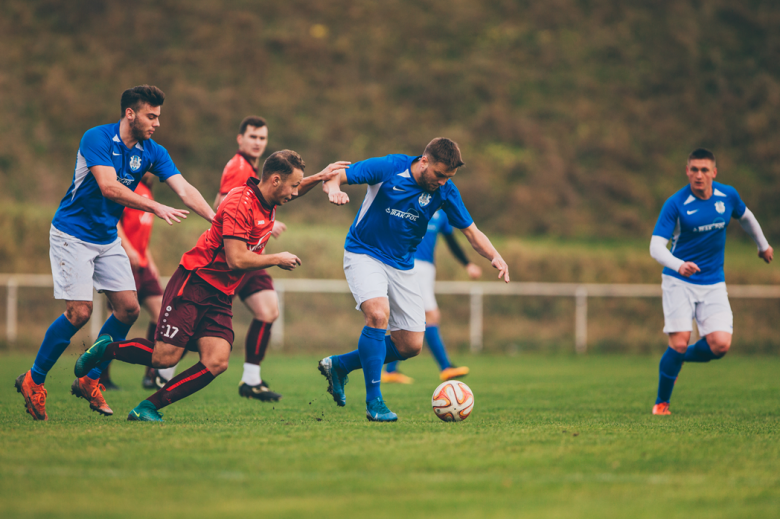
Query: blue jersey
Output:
[[414, 210, 453, 264], [52, 122, 180, 244], [652, 181, 746, 285], [344, 155, 473, 270]]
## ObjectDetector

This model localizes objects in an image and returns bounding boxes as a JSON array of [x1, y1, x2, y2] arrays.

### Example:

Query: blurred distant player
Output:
[[383, 209, 482, 384], [15, 85, 215, 421], [649, 148, 773, 415], [74, 151, 347, 421], [215, 116, 286, 402], [318, 138, 510, 422]]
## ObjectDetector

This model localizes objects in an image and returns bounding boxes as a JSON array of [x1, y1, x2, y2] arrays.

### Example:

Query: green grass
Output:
[[1, 353, 779, 518]]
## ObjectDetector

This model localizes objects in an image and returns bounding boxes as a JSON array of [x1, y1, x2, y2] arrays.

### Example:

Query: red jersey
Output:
[[219, 152, 258, 195], [120, 182, 155, 267], [180, 177, 276, 295]]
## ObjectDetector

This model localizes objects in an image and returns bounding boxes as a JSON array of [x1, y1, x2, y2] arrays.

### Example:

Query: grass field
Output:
[[1, 353, 779, 518]]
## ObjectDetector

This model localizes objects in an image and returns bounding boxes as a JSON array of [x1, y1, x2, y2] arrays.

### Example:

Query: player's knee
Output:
[[667, 340, 688, 354], [204, 358, 229, 376], [364, 311, 389, 329], [65, 304, 92, 328], [256, 305, 279, 323], [117, 303, 141, 324], [709, 340, 731, 357]]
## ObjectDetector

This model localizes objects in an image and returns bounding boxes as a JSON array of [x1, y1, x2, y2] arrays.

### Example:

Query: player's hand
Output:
[[677, 261, 701, 277], [153, 203, 189, 225], [275, 252, 302, 271], [271, 221, 287, 238], [318, 161, 351, 182], [759, 245, 774, 264], [466, 263, 482, 280], [328, 190, 350, 205], [491, 256, 510, 283]]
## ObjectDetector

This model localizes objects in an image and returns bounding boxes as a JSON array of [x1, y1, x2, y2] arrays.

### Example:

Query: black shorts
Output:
[[235, 269, 274, 300], [133, 266, 164, 302]]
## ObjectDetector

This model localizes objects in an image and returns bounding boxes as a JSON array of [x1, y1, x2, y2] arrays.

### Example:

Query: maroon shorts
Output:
[[133, 266, 164, 302], [235, 269, 274, 300], [156, 266, 234, 352]]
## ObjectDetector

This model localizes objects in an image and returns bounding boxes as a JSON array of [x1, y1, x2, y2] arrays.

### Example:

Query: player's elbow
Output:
[[225, 252, 248, 271]]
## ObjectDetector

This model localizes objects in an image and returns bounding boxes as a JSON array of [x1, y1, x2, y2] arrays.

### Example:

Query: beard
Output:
[[130, 117, 150, 141]]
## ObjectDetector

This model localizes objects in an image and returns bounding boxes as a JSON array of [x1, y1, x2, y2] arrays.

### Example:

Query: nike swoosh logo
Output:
[[113, 152, 121, 156], [371, 379, 381, 384], [392, 187, 405, 192], [133, 411, 140, 417], [687, 210, 698, 215]]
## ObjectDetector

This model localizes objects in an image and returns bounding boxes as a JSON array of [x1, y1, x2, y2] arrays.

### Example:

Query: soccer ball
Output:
[[431, 380, 474, 422]]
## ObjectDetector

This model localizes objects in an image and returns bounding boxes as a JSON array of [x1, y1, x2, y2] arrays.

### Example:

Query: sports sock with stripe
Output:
[[656, 347, 685, 404], [245, 320, 272, 365], [424, 325, 452, 370], [146, 361, 215, 410], [86, 314, 134, 380], [357, 326, 386, 402], [102, 338, 155, 366], [683, 337, 724, 362], [31, 314, 80, 384]]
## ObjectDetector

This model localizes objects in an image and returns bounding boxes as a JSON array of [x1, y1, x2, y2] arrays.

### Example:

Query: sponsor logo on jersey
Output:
[[714, 201, 725, 214], [129, 155, 142, 172], [249, 230, 273, 252], [418, 193, 432, 207], [694, 217, 725, 233], [386, 207, 420, 221]]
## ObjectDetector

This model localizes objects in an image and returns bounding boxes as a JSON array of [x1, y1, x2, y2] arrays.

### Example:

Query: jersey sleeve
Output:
[[79, 128, 114, 168], [220, 193, 253, 241], [652, 197, 679, 238], [148, 143, 181, 181], [346, 156, 403, 185], [440, 184, 474, 229], [730, 188, 747, 219]]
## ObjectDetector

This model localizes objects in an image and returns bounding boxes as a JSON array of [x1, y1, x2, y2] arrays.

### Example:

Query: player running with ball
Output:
[[318, 138, 509, 422], [74, 151, 348, 421], [650, 148, 773, 415]]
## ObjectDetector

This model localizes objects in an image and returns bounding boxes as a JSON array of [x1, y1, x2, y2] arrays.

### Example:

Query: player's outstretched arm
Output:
[[293, 161, 351, 200], [165, 174, 216, 223], [91, 165, 190, 225], [738, 208, 773, 264], [649, 235, 700, 276], [224, 238, 301, 272], [322, 169, 350, 205], [443, 233, 481, 279], [460, 223, 509, 283]]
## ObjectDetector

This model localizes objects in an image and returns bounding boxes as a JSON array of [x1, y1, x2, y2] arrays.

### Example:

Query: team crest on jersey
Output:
[[714, 201, 725, 214], [129, 155, 142, 172], [418, 193, 432, 207]]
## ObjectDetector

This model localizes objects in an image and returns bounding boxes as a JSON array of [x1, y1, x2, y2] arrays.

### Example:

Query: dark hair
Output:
[[239, 116, 267, 136], [120, 85, 165, 117], [688, 148, 716, 164], [423, 137, 465, 170], [262, 150, 305, 180]]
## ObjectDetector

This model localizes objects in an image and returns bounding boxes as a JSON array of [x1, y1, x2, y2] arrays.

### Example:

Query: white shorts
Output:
[[414, 259, 438, 312], [661, 274, 733, 336], [50, 225, 136, 301], [343, 251, 426, 332]]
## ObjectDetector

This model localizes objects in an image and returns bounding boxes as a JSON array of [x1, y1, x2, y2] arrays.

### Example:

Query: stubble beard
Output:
[[130, 117, 150, 142]]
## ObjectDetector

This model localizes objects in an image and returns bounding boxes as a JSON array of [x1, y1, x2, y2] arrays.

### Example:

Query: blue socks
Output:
[[338, 334, 409, 375], [656, 347, 685, 404], [684, 338, 724, 363], [425, 325, 451, 370], [334, 349, 362, 373], [357, 326, 387, 402], [31, 314, 80, 384], [86, 314, 133, 380]]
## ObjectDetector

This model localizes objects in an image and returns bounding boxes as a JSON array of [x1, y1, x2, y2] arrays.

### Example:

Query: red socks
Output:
[[103, 339, 155, 366], [245, 320, 273, 364], [146, 322, 156, 342], [146, 362, 215, 410]]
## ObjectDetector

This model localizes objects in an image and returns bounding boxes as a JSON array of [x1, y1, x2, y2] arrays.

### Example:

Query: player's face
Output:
[[271, 168, 304, 205], [127, 103, 161, 142], [419, 159, 457, 192], [237, 125, 269, 159], [686, 159, 717, 193]]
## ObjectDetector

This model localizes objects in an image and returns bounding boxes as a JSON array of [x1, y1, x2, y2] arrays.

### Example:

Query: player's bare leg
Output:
[[240, 289, 282, 401]]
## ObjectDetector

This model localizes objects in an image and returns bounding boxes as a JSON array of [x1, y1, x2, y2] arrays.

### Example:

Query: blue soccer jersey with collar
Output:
[[52, 121, 181, 245], [652, 181, 746, 285], [414, 210, 454, 264], [344, 154, 473, 270]]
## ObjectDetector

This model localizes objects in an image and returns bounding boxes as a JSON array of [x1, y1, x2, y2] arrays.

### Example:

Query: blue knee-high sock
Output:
[[384, 335, 407, 364], [86, 314, 133, 380], [357, 326, 386, 402], [425, 325, 451, 371], [385, 361, 399, 373], [30, 314, 80, 384], [656, 347, 685, 404], [334, 350, 362, 373], [684, 337, 723, 363]]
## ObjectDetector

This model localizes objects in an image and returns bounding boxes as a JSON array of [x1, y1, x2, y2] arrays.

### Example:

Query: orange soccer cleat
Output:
[[15, 371, 48, 421], [381, 371, 414, 384], [71, 377, 113, 416], [440, 366, 470, 381], [652, 402, 671, 415]]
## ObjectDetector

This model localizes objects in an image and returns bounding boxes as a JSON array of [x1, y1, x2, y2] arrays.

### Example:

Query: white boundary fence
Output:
[[4, 274, 778, 353]]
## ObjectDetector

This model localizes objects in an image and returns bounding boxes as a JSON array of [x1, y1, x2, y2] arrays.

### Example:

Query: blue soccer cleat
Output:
[[318, 356, 348, 407], [74, 334, 113, 378], [127, 400, 164, 422], [366, 397, 398, 422]]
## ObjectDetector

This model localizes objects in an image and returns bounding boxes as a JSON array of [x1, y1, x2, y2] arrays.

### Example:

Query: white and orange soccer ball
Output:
[[431, 380, 474, 422]]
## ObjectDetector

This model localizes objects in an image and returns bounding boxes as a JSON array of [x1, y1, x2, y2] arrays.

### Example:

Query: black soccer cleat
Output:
[[239, 380, 282, 402]]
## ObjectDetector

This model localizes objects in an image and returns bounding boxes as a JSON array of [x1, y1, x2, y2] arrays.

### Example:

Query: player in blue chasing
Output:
[[649, 148, 773, 415], [382, 209, 482, 384], [318, 137, 510, 422], [14, 85, 215, 421]]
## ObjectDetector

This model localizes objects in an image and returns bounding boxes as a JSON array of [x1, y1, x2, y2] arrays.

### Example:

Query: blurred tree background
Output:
[[2, 0, 779, 239]]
